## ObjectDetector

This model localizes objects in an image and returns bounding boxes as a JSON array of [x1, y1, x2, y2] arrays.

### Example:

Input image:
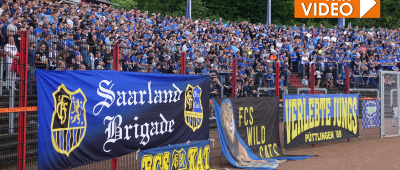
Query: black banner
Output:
[[283, 94, 359, 149], [214, 97, 283, 158]]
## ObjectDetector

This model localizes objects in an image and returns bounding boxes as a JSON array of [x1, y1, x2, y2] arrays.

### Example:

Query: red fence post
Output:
[[112, 158, 118, 170], [346, 68, 350, 94], [112, 44, 119, 71], [275, 62, 280, 97], [310, 65, 315, 147], [232, 59, 237, 97], [310, 66, 315, 94], [112, 44, 119, 169], [346, 68, 350, 142], [180, 52, 186, 74], [18, 31, 28, 170]]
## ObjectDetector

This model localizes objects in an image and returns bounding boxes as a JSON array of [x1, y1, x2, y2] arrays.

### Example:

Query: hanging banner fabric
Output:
[[213, 97, 311, 169], [283, 94, 359, 149], [140, 140, 215, 170], [362, 100, 381, 129], [37, 70, 210, 170]]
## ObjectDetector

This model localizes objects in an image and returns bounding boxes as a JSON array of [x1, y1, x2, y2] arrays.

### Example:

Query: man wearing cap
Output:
[[186, 63, 195, 74]]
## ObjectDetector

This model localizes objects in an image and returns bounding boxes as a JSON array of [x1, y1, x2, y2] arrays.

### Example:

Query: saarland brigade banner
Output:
[[36, 70, 210, 170], [140, 140, 216, 170], [284, 94, 359, 149], [213, 97, 310, 169]]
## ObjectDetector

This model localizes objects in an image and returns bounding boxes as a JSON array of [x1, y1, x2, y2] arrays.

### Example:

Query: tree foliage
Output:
[[125, 0, 400, 28], [111, 0, 138, 10]]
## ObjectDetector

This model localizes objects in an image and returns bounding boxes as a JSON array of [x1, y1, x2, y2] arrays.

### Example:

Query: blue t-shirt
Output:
[[202, 69, 210, 75]]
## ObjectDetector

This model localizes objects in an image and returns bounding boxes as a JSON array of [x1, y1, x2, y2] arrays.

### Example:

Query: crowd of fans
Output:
[[0, 0, 398, 96]]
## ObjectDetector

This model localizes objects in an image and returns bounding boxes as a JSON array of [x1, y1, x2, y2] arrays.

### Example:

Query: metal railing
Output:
[[257, 87, 275, 97], [350, 89, 380, 98], [296, 88, 327, 94]]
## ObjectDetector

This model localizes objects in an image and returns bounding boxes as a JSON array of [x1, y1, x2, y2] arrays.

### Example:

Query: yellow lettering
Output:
[[333, 98, 337, 126], [309, 98, 314, 129], [347, 98, 353, 132], [253, 126, 256, 146], [256, 126, 260, 145], [152, 154, 163, 170], [247, 126, 253, 146], [264, 145, 270, 158], [261, 126, 266, 144], [244, 107, 248, 126], [196, 147, 204, 170], [141, 154, 153, 170], [315, 98, 320, 127], [352, 97, 358, 134], [285, 99, 291, 144], [320, 98, 325, 126], [273, 143, 280, 157], [268, 144, 273, 158], [296, 99, 303, 135], [188, 147, 198, 170], [203, 145, 212, 170], [259, 146, 264, 158], [342, 98, 349, 129], [292, 100, 298, 141], [337, 98, 342, 128], [249, 107, 254, 125], [326, 98, 331, 126], [162, 152, 170, 170], [239, 107, 243, 127]]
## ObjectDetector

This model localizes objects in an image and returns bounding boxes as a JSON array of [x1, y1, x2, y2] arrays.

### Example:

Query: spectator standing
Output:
[[336, 74, 345, 91], [28, 42, 36, 94], [315, 67, 322, 88], [362, 67, 370, 88], [4, 37, 18, 91], [302, 75, 308, 94], [36, 42, 48, 70], [369, 67, 377, 88], [281, 61, 289, 86], [279, 75, 288, 95], [354, 66, 360, 88]]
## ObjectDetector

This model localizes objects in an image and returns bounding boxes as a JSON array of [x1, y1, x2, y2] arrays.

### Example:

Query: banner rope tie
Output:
[[186, 141, 190, 145], [135, 148, 140, 160], [210, 139, 215, 146]]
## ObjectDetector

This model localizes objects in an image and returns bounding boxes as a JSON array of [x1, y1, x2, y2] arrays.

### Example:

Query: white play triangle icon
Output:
[[360, 0, 376, 18]]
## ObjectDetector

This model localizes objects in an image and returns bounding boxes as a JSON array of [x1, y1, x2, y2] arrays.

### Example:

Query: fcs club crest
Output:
[[51, 84, 87, 156], [184, 84, 203, 132]]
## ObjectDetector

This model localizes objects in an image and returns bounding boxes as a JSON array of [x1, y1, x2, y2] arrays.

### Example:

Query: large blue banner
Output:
[[37, 70, 210, 170], [140, 140, 214, 170], [283, 94, 359, 149]]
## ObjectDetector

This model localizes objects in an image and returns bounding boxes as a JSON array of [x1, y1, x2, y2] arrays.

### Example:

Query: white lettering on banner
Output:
[[103, 114, 175, 152], [93, 80, 115, 116], [93, 81, 183, 116], [103, 115, 123, 152]]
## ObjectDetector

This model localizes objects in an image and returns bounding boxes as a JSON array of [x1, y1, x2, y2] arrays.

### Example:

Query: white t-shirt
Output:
[[182, 44, 188, 53], [301, 56, 309, 64], [276, 42, 282, 48], [331, 37, 337, 42], [316, 70, 321, 78], [7, 24, 17, 33], [4, 44, 18, 63], [197, 57, 205, 63]]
